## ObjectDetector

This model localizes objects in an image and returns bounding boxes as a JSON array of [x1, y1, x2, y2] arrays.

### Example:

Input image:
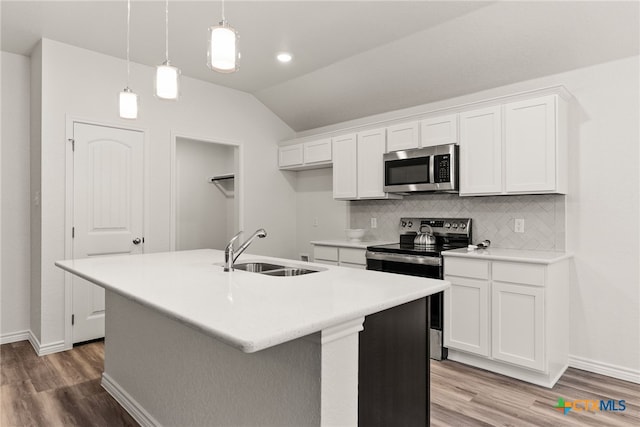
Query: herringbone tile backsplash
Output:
[[350, 194, 566, 251]]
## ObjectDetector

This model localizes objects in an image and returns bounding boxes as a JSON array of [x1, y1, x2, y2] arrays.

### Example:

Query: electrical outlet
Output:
[[371, 217, 377, 229], [514, 218, 525, 233], [313, 217, 319, 227]]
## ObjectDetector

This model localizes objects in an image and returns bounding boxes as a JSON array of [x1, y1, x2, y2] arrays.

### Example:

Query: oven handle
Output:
[[365, 251, 442, 266]]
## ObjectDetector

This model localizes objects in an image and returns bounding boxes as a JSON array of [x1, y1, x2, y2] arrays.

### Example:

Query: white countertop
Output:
[[442, 247, 573, 264], [310, 239, 396, 249], [56, 249, 447, 353]]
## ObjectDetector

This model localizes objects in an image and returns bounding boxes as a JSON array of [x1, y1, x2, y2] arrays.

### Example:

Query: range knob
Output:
[[401, 221, 407, 227], [452, 223, 458, 229], [444, 222, 451, 228], [407, 221, 413, 227], [459, 223, 466, 229]]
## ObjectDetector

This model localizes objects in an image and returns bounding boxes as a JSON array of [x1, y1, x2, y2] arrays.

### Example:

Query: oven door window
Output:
[[385, 157, 430, 186]]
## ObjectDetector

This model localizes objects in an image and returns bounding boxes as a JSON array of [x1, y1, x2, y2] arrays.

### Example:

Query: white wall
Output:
[[176, 138, 235, 251], [33, 39, 295, 348], [1, 52, 31, 340], [296, 56, 640, 380], [294, 168, 348, 259]]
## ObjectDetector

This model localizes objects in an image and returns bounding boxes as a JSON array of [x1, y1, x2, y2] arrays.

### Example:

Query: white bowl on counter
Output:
[[345, 228, 366, 242]]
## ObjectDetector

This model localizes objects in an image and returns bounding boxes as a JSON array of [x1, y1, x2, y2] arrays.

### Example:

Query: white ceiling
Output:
[[2, 1, 639, 132]]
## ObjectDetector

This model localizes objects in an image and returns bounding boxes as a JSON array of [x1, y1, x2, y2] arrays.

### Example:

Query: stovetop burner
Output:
[[367, 242, 467, 257]]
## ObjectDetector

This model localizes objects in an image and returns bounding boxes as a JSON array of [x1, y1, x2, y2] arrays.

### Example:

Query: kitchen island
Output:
[[56, 249, 448, 426]]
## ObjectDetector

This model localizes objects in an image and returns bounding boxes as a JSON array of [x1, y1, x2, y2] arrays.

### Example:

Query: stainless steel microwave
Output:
[[383, 144, 458, 193]]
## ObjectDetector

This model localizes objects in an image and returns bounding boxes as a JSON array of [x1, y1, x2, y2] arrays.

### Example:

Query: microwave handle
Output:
[[429, 155, 435, 184]]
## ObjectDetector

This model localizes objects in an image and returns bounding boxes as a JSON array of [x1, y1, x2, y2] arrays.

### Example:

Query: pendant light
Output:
[[119, 0, 138, 119], [155, 0, 181, 99], [207, 0, 239, 73]]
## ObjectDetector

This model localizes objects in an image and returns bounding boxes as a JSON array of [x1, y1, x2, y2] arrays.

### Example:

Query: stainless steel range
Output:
[[365, 217, 472, 360]]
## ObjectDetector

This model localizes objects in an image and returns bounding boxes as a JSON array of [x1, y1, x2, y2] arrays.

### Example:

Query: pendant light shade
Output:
[[119, 0, 138, 119], [155, 61, 181, 100], [155, 0, 181, 100], [207, 21, 239, 73], [119, 87, 138, 119]]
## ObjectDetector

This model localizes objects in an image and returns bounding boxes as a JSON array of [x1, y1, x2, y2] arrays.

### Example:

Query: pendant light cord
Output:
[[165, 0, 169, 62], [221, 0, 226, 22], [126, 0, 131, 87]]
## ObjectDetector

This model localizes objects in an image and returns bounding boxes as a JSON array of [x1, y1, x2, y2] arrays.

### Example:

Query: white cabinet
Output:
[[443, 254, 570, 388], [278, 138, 332, 170], [312, 244, 366, 269], [278, 144, 304, 168], [504, 95, 560, 193], [459, 106, 503, 195], [420, 114, 458, 147], [459, 92, 568, 196], [357, 128, 387, 199], [332, 133, 358, 199], [332, 130, 401, 200], [386, 122, 420, 152], [444, 275, 490, 357], [491, 281, 544, 371]]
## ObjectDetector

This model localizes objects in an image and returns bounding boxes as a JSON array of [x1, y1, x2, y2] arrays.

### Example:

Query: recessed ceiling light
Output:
[[277, 52, 293, 63]]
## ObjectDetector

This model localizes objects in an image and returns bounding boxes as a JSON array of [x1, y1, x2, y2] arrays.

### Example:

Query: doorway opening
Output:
[[171, 134, 242, 251]]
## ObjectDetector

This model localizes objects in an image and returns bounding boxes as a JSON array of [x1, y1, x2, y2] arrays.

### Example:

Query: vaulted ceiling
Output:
[[2, 1, 638, 132]]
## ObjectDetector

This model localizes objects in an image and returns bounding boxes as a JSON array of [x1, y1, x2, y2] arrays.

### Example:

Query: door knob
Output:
[[132, 238, 142, 245]]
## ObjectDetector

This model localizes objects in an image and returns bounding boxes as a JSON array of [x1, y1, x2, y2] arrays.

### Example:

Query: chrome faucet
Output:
[[224, 229, 267, 271]]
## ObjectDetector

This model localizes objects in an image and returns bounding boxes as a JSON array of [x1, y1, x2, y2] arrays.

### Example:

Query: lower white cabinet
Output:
[[443, 254, 570, 388], [312, 244, 366, 269], [491, 282, 544, 371]]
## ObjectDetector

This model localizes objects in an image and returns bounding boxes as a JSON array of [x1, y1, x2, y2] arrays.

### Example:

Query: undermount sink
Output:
[[232, 261, 324, 276]]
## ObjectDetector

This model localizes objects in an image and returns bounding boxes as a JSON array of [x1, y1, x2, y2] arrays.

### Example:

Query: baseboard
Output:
[[101, 373, 160, 427], [27, 331, 66, 356], [569, 355, 640, 384], [0, 330, 30, 345]]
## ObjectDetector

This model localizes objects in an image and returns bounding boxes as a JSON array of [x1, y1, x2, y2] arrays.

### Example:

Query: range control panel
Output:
[[399, 217, 472, 236]]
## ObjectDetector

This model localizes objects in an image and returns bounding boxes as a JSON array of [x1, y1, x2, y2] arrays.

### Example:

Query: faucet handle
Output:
[[226, 231, 243, 249]]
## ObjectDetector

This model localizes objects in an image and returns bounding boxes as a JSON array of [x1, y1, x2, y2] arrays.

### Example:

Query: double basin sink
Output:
[[233, 261, 323, 276]]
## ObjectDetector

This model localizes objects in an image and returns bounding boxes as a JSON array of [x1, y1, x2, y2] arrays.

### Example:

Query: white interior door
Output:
[[72, 122, 144, 343]]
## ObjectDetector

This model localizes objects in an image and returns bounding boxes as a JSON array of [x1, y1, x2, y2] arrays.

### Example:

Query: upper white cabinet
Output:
[[460, 91, 568, 196], [278, 138, 332, 170], [332, 133, 358, 199], [386, 122, 420, 152], [356, 128, 387, 198], [420, 114, 458, 147], [278, 144, 304, 168], [332, 130, 401, 200], [459, 106, 503, 195], [504, 95, 561, 193]]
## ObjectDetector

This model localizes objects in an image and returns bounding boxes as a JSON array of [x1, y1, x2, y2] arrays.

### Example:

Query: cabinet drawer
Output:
[[339, 248, 366, 265], [493, 262, 545, 287], [444, 258, 489, 279], [313, 246, 339, 262], [314, 259, 339, 267], [339, 262, 366, 270]]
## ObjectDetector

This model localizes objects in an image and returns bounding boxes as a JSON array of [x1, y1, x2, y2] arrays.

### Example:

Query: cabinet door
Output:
[[491, 282, 545, 371], [278, 144, 303, 168], [332, 134, 358, 199], [505, 95, 556, 193], [357, 128, 387, 198], [420, 114, 458, 147], [459, 106, 502, 195], [386, 122, 419, 152], [444, 276, 490, 357], [303, 138, 332, 164]]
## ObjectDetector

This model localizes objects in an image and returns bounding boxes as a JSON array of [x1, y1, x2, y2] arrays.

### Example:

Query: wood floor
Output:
[[1, 340, 136, 426], [1, 340, 639, 426]]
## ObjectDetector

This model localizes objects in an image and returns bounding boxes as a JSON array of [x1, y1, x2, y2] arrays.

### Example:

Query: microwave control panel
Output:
[[434, 154, 451, 183]]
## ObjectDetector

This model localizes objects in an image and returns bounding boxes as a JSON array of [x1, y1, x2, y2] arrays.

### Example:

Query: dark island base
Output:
[[359, 297, 429, 426]]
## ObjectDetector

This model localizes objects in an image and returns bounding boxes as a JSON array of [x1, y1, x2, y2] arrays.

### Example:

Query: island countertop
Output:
[[56, 249, 448, 353]]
